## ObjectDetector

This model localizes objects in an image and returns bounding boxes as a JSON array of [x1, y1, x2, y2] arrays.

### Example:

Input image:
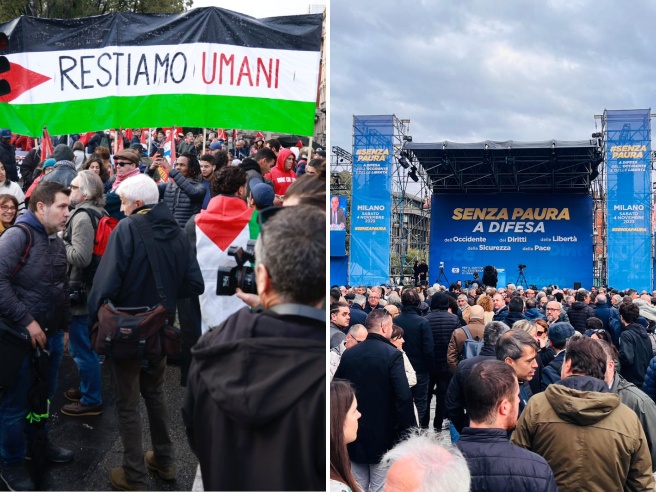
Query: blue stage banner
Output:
[[605, 109, 652, 291], [429, 194, 593, 289], [349, 115, 394, 286]]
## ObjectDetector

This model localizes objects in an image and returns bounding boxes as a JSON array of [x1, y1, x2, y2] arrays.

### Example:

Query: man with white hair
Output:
[[382, 429, 471, 492], [88, 174, 204, 491]]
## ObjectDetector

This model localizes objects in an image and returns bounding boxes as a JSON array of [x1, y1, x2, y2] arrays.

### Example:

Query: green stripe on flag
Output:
[[0, 94, 316, 137], [248, 210, 260, 240]]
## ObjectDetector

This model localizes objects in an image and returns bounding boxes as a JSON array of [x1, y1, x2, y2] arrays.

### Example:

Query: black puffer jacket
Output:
[[425, 309, 459, 373], [0, 210, 69, 334], [619, 323, 653, 387], [157, 169, 205, 228], [457, 428, 557, 491], [566, 301, 595, 333], [0, 139, 18, 182]]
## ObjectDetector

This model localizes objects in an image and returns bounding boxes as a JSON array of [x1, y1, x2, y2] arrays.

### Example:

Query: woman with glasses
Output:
[[0, 193, 19, 233], [0, 161, 25, 216], [534, 318, 556, 366]]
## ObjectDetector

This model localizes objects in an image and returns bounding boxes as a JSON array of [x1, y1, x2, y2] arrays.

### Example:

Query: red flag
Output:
[[140, 128, 148, 145], [296, 140, 303, 148], [41, 127, 54, 159], [233, 129, 237, 143], [78, 131, 95, 146], [114, 128, 124, 154], [256, 131, 265, 140], [217, 129, 227, 141], [125, 129, 133, 142]]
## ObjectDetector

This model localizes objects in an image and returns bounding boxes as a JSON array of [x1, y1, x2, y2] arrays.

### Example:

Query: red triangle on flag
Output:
[[0, 62, 51, 103]]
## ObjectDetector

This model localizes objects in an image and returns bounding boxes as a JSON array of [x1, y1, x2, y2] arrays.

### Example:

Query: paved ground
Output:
[[1, 353, 200, 491]]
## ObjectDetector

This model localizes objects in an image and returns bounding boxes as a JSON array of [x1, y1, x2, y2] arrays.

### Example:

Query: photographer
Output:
[[183, 205, 325, 491], [60, 171, 106, 417]]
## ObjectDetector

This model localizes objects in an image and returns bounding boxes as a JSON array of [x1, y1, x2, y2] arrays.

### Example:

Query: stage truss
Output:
[[330, 115, 433, 286]]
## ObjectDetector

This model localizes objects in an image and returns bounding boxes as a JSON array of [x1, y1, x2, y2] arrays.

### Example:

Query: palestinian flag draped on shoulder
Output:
[[195, 196, 259, 334], [0, 8, 322, 136]]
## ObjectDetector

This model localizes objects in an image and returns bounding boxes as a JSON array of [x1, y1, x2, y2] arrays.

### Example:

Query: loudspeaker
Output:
[[573, 282, 581, 290]]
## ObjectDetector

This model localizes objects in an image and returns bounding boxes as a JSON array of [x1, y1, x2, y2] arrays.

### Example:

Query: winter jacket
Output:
[[0, 210, 70, 334], [158, 169, 205, 228], [566, 301, 595, 332], [264, 148, 297, 196], [493, 305, 508, 322], [524, 307, 545, 321], [0, 139, 18, 182], [457, 428, 557, 492], [613, 373, 656, 472], [501, 310, 525, 328], [425, 309, 460, 374], [643, 355, 656, 403], [330, 322, 346, 349], [446, 318, 485, 373], [334, 332, 416, 464], [619, 323, 653, 387], [349, 303, 367, 327], [62, 202, 108, 316], [239, 158, 274, 199], [41, 160, 78, 188], [183, 305, 325, 491], [87, 202, 204, 323], [330, 341, 346, 381], [445, 345, 496, 432], [511, 375, 654, 491], [394, 305, 434, 374], [594, 303, 621, 347], [541, 350, 565, 391], [86, 132, 110, 155], [19, 147, 41, 191]]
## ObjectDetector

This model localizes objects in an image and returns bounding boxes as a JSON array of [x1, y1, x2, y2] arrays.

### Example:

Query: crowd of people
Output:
[[330, 281, 656, 491], [0, 127, 326, 491]]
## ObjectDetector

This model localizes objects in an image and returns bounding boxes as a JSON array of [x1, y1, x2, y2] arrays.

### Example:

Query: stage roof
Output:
[[406, 139, 602, 194]]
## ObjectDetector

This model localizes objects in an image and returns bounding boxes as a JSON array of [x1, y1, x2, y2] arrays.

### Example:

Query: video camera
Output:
[[216, 240, 257, 296]]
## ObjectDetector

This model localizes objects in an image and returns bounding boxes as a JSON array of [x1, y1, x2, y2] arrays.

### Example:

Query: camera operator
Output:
[[60, 171, 106, 417], [183, 205, 325, 491]]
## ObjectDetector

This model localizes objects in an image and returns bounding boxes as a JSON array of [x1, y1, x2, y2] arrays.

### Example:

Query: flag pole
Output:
[[202, 128, 206, 155]]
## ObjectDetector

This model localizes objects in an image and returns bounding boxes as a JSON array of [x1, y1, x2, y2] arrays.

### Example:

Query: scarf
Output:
[[111, 166, 142, 192]]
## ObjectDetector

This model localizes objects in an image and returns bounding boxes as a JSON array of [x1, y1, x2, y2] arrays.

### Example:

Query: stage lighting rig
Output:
[[399, 151, 411, 169], [408, 166, 419, 182]]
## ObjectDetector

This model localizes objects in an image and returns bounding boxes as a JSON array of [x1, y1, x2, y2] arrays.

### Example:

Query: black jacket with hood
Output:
[[87, 202, 204, 323], [619, 323, 653, 387], [183, 305, 325, 491], [0, 209, 70, 333]]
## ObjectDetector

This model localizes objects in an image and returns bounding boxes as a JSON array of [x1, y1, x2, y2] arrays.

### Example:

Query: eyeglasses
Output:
[[369, 296, 380, 300], [114, 160, 134, 167], [1, 205, 16, 211], [69, 185, 79, 190], [546, 308, 560, 311]]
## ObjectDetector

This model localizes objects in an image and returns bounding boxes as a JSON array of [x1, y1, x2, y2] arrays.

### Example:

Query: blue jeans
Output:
[[68, 315, 102, 406], [0, 332, 64, 466]]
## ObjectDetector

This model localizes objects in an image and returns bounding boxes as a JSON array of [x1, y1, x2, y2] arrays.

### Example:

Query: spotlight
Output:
[[591, 132, 602, 138], [399, 150, 411, 169], [408, 166, 419, 182], [403, 135, 413, 142]]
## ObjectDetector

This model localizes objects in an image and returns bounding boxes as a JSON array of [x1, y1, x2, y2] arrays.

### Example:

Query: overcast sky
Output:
[[331, 0, 656, 153]]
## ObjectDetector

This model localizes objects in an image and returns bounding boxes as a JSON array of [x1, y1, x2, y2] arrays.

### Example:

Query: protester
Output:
[[618, 301, 653, 387], [0, 181, 73, 491], [264, 147, 297, 198], [0, 193, 18, 233], [330, 324, 368, 380], [153, 153, 205, 228], [0, 161, 25, 215], [41, 144, 78, 188], [330, 380, 362, 492], [183, 205, 325, 491], [0, 128, 18, 182], [87, 174, 204, 491], [81, 154, 111, 192]]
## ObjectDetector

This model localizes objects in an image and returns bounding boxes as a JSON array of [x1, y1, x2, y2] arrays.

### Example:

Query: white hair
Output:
[[116, 174, 159, 205], [381, 429, 471, 492]]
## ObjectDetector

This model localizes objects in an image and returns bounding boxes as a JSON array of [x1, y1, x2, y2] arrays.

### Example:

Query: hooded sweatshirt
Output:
[[512, 375, 654, 491], [182, 306, 325, 491], [264, 147, 297, 196]]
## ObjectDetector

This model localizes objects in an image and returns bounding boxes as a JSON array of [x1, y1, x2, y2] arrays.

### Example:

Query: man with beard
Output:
[[456, 360, 556, 491]]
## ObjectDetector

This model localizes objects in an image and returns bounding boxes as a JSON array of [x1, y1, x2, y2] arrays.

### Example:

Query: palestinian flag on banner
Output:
[[0, 8, 322, 137], [194, 196, 260, 334]]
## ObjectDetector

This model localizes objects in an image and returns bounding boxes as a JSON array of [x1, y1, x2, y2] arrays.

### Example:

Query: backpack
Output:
[[68, 208, 118, 285], [0, 223, 33, 277], [460, 325, 483, 360]]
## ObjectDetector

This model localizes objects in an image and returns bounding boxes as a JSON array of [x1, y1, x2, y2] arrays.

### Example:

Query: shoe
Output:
[[145, 451, 176, 480], [26, 442, 74, 463], [109, 467, 147, 491], [0, 463, 34, 491], [64, 388, 81, 402], [61, 401, 103, 417]]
